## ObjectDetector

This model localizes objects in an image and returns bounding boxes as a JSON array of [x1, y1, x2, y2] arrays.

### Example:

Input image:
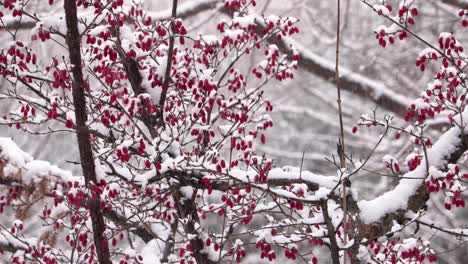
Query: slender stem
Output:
[[335, 1, 345, 169], [159, 0, 179, 122], [335, 0, 348, 262]]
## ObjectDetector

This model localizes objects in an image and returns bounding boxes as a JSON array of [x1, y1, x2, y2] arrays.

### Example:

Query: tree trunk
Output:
[[64, 1, 111, 263]]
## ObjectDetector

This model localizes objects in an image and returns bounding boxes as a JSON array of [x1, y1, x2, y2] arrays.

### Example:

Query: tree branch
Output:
[[102, 210, 157, 243], [64, 1, 111, 263], [321, 200, 341, 264], [440, 0, 468, 8], [112, 27, 157, 138], [357, 127, 468, 240], [0, 0, 221, 31], [173, 190, 216, 264], [0, 242, 22, 253], [158, 0, 178, 124]]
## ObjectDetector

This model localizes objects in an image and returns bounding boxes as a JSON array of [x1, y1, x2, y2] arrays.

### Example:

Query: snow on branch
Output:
[[0, 137, 75, 184], [0, 230, 28, 254], [358, 125, 468, 224], [155, 166, 337, 205], [2, 0, 411, 118], [0, 0, 221, 31], [145, 0, 221, 21], [0, 137, 164, 247]]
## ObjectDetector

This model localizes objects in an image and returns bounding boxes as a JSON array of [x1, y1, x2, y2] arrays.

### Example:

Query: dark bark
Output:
[[161, 219, 178, 262], [323, 130, 468, 262], [103, 210, 155, 243], [173, 190, 216, 264], [158, 0, 178, 121], [112, 27, 157, 138], [441, 0, 468, 8], [354, 131, 468, 241], [1, 0, 220, 31], [0, 242, 22, 253], [63, 1, 111, 263], [3, 1, 409, 118], [321, 200, 341, 264]]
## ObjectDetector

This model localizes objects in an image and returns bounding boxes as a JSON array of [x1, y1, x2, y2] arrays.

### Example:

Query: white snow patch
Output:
[[359, 126, 462, 223]]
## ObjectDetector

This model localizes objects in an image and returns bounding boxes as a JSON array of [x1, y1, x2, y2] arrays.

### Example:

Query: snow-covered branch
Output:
[[357, 125, 468, 239], [0, 0, 221, 31]]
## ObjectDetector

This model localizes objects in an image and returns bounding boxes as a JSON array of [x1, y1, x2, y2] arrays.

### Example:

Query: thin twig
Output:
[[158, 0, 179, 125], [335, 0, 348, 262]]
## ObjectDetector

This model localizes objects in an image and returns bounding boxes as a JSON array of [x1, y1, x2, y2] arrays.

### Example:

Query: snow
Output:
[[282, 35, 411, 108], [233, 14, 256, 27], [224, 29, 245, 39], [0, 229, 28, 250], [327, 200, 343, 228], [358, 126, 463, 224], [2, 2, 467, 262], [297, 214, 324, 225], [254, 201, 277, 212], [447, 228, 468, 235], [0, 137, 33, 168], [23, 160, 73, 184], [270, 187, 329, 202], [180, 186, 195, 200], [146, 0, 220, 21], [140, 239, 162, 264], [201, 35, 219, 45], [268, 167, 337, 189], [410, 98, 430, 110], [34, 16, 68, 35], [439, 32, 452, 40], [382, 154, 396, 164], [0, 137, 75, 183], [428, 166, 444, 179], [50, 203, 69, 219], [418, 48, 436, 58], [372, 4, 391, 16]]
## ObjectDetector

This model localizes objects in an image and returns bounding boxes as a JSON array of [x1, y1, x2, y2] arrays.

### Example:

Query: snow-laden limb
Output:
[[1, 137, 333, 262], [146, 0, 221, 21], [267, 167, 337, 189], [0, 228, 31, 253], [0, 137, 33, 168], [0, 0, 220, 31], [358, 126, 466, 224], [0, 15, 37, 31], [0, 137, 75, 184], [0, 138, 165, 260], [160, 166, 337, 203], [140, 240, 162, 264]]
